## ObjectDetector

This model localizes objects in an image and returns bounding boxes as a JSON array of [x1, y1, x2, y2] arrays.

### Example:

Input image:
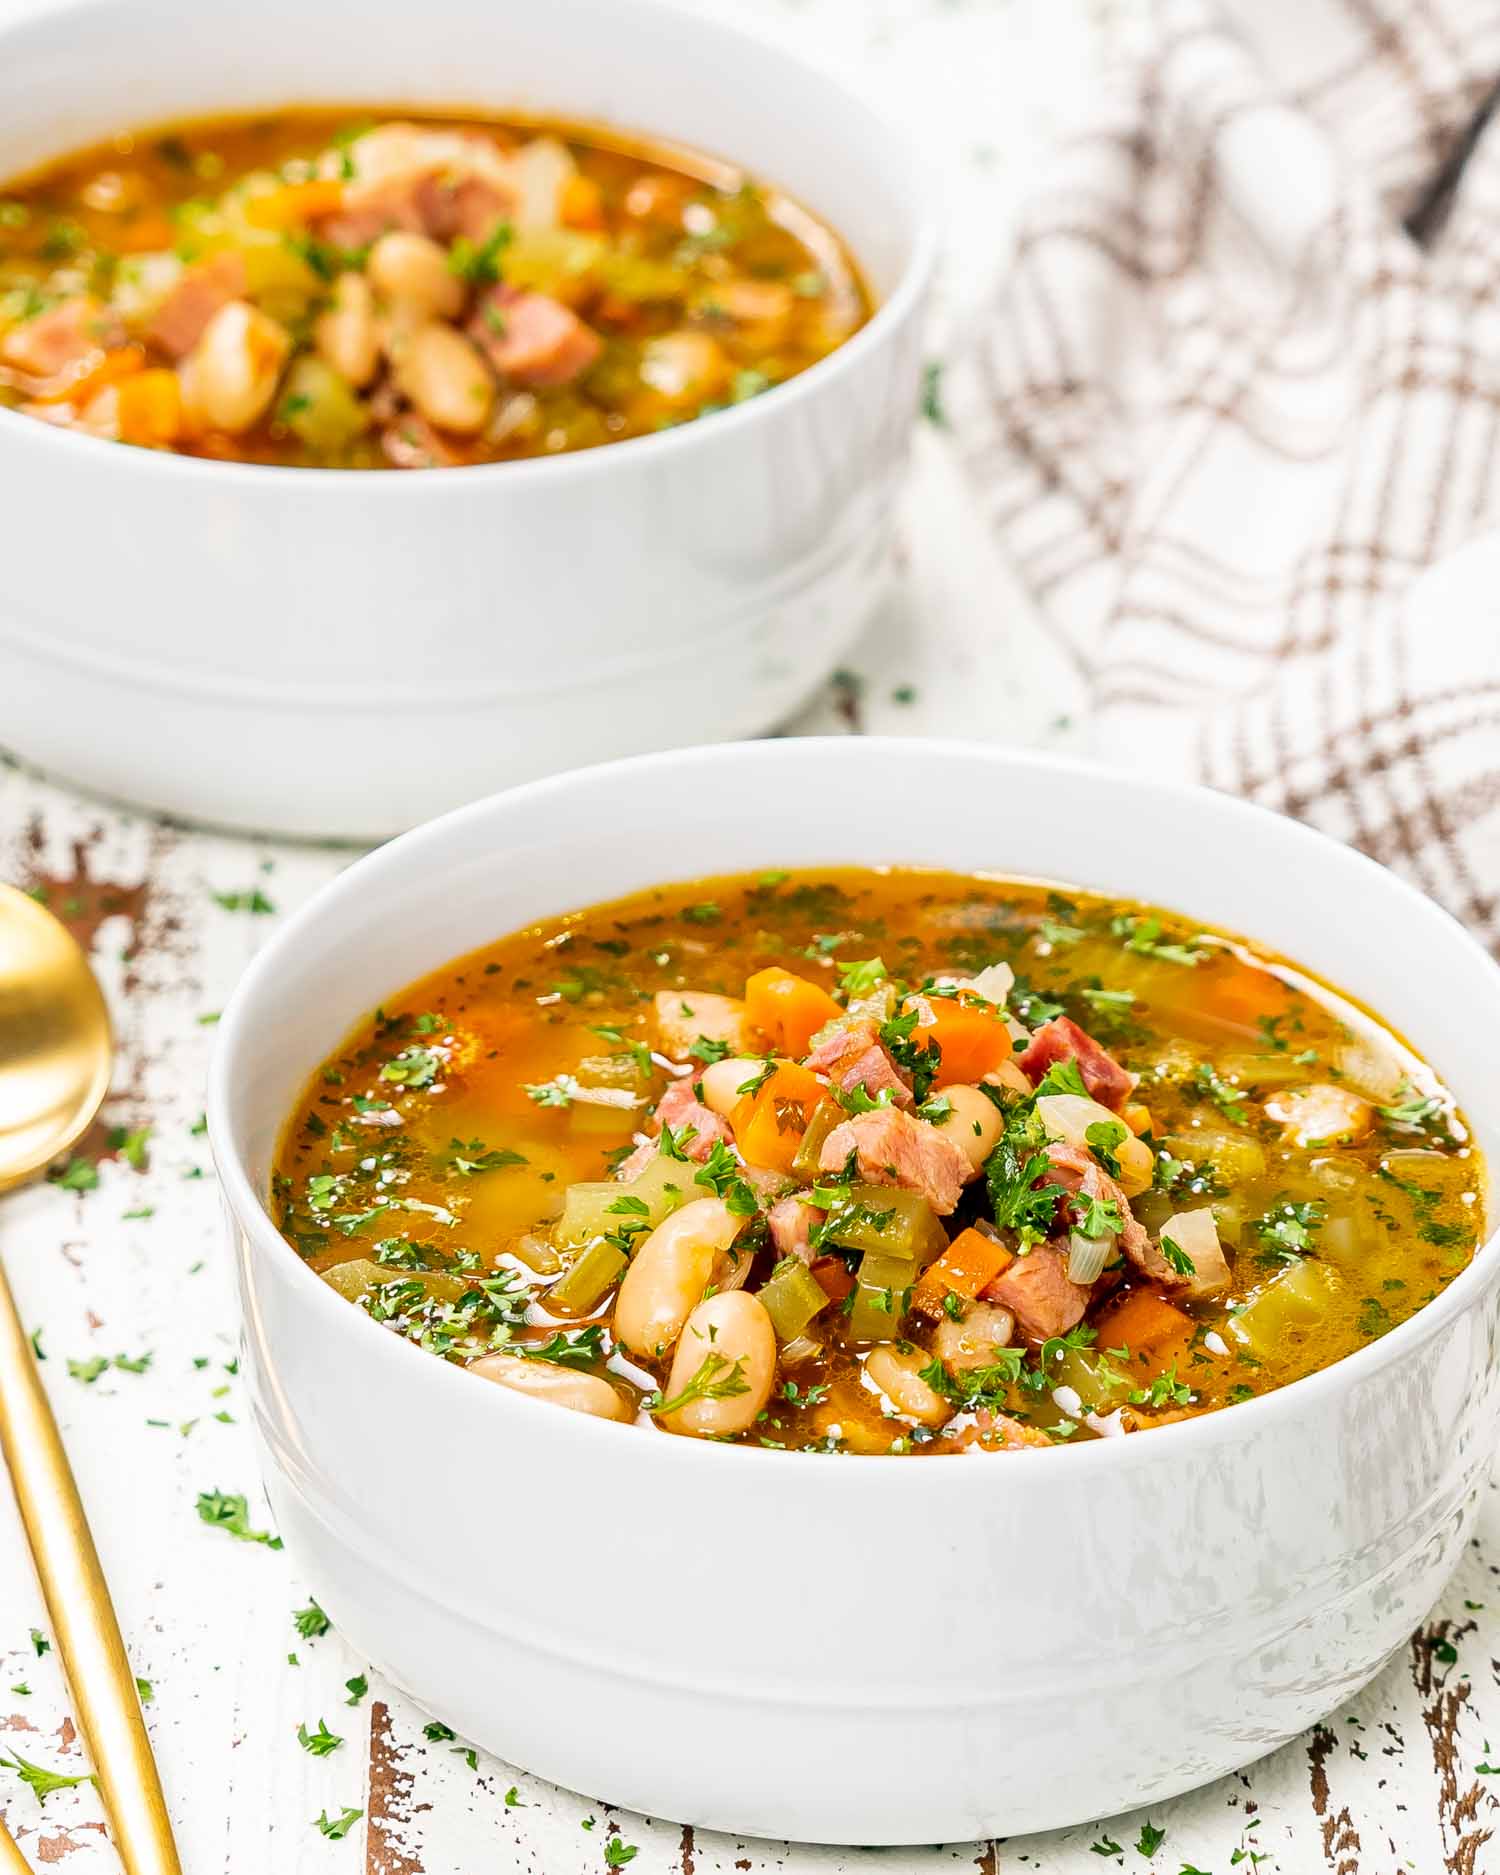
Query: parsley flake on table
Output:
[[605, 1839, 639, 1868], [1136, 1821, 1167, 1855], [195, 1489, 282, 1548], [211, 887, 276, 915], [313, 1806, 362, 1840], [297, 1719, 344, 1757], [0, 1750, 95, 1803], [49, 1156, 99, 1194], [344, 1675, 368, 1706], [292, 1600, 329, 1639]]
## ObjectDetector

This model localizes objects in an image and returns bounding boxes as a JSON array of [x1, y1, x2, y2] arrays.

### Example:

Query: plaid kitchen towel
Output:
[[952, 0, 1500, 952]]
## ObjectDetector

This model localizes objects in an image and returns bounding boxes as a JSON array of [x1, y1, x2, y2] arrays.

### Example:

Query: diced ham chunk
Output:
[[983, 1245, 1091, 1341], [651, 1074, 733, 1162], [1018, 1016, 1134, 1110], [768, 1195, 817, 1264], [818, 1108, 971, 1215], [145, 254, 247, 358], [804, 1019, 913, 1109], [1038, 1141, 1171, 1284], [1, 297, 125, 378], [320, 124, 517, 247], [414, 172, 510, 243], [468, 286, 601, 387]]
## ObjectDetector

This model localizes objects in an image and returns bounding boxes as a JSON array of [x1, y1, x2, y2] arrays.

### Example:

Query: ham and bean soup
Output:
[[273, 871, 1486, 1453], [0, 111, 867, 465]]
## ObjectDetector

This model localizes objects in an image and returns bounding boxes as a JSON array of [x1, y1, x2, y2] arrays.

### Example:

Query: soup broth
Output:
[[272, 870, 1486, 1453], [0, 109, 869, 465]]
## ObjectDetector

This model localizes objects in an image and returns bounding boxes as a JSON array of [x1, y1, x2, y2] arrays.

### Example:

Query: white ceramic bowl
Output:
[[208, 740, 1500, 1845], [0, 0, 934, 840]]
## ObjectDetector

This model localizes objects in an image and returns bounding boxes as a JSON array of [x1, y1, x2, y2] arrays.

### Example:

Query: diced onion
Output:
[[967, 962, 1015, 1006], [1066, 1230, 1111, 1285]]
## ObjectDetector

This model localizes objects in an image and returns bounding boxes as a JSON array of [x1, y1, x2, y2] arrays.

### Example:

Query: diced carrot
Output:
[[744, 968, 842, 1058], [730, 1060, 824, 1175], [1120, 1101, 1152, 1137], [810, 1255, 855, 1305], [113, 213, 177, 254], [559, 173, 606, 231], [29, 342, 145, 407], [1091, 1288, 1192, 1355], [913, 997, 1015, 1089], [912, 1226, 1015, 1316], [243, 178, 345, 230], [116, 368, 183, 446]]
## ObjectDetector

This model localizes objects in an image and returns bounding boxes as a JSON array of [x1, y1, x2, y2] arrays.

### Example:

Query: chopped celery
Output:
[[758, 1258, 829, 1342], [1049, 1347, 1131, 1414], [319, 1258, 387, 1303], [846, 1270, 914, 1344], [1160, 1131, 1266, 1184], [822, 1185, 941, 1260], [624, 1154, 695, 1224], [279, 356, 369, 452], [553, 1181, 627, 1250], [547, 1240, 628, 1316], [1226, 1259, 1332, 1356], [856, 1248, 918, 1294], [319, 1260, 467, 1306], [791, 1098, 844, 1182]]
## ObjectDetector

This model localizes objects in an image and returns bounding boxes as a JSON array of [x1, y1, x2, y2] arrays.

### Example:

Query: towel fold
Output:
[[953, 0, 1500, 951]]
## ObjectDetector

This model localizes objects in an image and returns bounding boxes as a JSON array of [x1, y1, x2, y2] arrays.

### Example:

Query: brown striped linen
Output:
[[952, 0, 1500, 951]]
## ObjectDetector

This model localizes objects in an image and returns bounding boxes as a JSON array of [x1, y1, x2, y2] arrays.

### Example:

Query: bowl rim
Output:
[[0, 0, 940, 489], [207, 736, 1500, 1482]]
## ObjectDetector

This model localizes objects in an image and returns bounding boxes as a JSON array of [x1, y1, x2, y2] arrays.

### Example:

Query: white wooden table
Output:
[[3, 2, 1499, 1870]]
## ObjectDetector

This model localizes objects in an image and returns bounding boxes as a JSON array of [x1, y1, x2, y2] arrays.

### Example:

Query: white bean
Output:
[[613, 1196, 740, 1359], [864, 1345, 951, 1429], [367, 232, 466, 320], [314, 271, 379, 388], [653, 991, 748, 1060], [929, 1084, 1004, 1171], [469, 1353, 629, 1421], [393, 321, 494, 434], [931, 1301, 1015, 1374], [698, 1056, 766, 1116], [179, 300, 290, 435], [660, 1290, 775, 1438]]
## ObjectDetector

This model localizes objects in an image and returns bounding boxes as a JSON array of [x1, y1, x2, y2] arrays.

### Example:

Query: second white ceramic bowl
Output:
[[209, 740, 1500, 1844], [0, 0, 934, 838]]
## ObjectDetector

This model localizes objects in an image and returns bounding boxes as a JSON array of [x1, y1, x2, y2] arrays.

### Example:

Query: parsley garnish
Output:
[[646, 1351, 749, 1416], [1160, 1233, 1196, 1277], [313, 1807, 362, 1840], [518, 1327, 607, 1369], [1084, 1118, 1126, 1177], [0, 1751, 95, 1804], [1035, 1058, 1088, 1099], [838, 957, 888, 997], [195, 1489, 282, 1549], [292, 1601, 329, 1639], [297, 1719, 343, 1757], [380, 1047, 440, 1089]]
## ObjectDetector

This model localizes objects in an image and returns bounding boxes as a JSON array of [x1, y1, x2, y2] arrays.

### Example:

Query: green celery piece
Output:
[[547, 1240, 629, 1315], [757, 1259, 829, 1342], [790, 1099, 844, 1182]]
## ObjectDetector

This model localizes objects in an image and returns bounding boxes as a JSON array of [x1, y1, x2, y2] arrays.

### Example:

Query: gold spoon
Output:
[[0, 882, 182, 1875]]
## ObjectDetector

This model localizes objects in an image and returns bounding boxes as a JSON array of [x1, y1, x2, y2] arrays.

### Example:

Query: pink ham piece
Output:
[[145, 255, 247, 359], [0, 297, 125, 378], [650, 1075, 733, 1163], [468, 286, 601, 387], [803, 1020, 913, 1109], [319, 176, 428, 248], [1018, 1016, 1134, 1110], [1040, 1141, 1180, 1289], [983, 1245, 1090, 1341], [818, 1108, 971, 1216], [768, 1195, 818, 1264], [415, 172, 510, 243]]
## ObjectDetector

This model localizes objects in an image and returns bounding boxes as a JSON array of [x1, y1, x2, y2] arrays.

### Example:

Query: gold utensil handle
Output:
[[0, 1260, 182, 1875], [1, 1814, 34, 1874]]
